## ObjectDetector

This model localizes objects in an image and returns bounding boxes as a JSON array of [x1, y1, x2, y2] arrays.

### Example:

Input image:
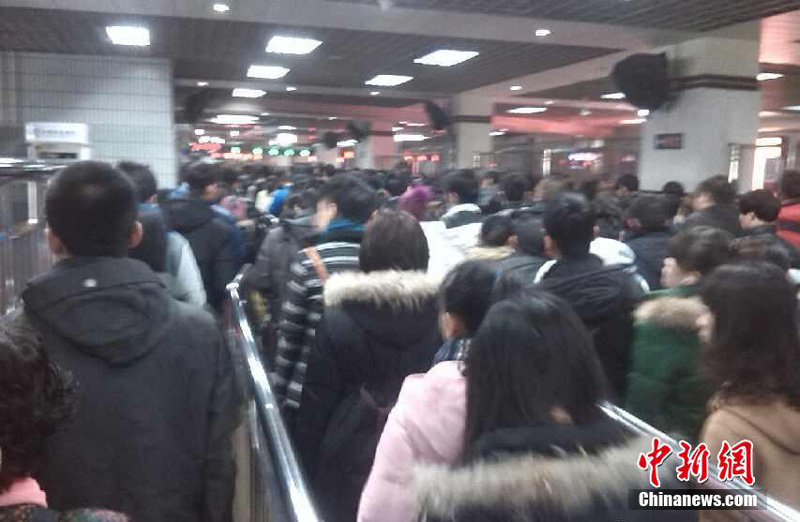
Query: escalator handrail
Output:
[[227, 273, 320, 522], [601, 402, 800, 521]]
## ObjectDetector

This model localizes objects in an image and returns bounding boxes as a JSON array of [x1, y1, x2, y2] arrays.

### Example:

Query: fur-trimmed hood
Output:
[[414, 435, 651, 520], [635, 295, 708, 330], [324, 270, 441, 311]]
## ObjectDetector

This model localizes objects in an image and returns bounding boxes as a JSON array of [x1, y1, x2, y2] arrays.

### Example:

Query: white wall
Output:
[[0, 52, 176, 186]]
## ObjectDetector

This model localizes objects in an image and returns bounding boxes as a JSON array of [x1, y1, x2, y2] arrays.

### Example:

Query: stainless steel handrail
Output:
[[601, 402, 800, 521], [227, 273, 320, 522]]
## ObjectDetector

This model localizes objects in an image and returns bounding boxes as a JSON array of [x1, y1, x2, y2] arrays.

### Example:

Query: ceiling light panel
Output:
[[507, 107, 548, 114], [106, 26, 150, 46], [247, 65, 290, 79], [365, 75, 413, 87], [212, 3, 230, 13], [756, 73, 784, 81], [232, 88, 266, 98], [212, 114, 259, 125], [414, 50, 479, 67], [601, 92, 626, 100], [266, 36, 323, 55]]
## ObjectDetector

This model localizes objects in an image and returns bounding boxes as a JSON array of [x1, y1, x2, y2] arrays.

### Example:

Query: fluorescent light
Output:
[[286, 86, 297, 92], [198, 136, 211, 144], [260, 112, 271, 116], [414, 50, 479, 67], [247, 65, 290, 80], [620, 118, 647, 125], [391, 126, 403, 131], [406, 122, 426, 127], [544, 100, 554, 105], [370, 91, 381, 96], [510, 85, 522, 91], [197, 81, 209, 87], [490, 131, 506, 136], [266, 36, 322, 55], [637, 109, 650, 117], [757, 73, 784, 82], [366, 75, 413, 87], [580, 109, 593, 116], [337, 139, 358, 147], [601, 92, 626, 100], [394, 134, 426, 142], [276, 133, 298, 146], [535, 29, 552, 37], [278, 125, 296, 130], [507, 107, 548, 114], [328, 116, 338, 120], [212, 3, 230, 13], [783, 106, 800, 112], [756, 137, 783, 147], [212, 114, 259, 125], [106, 26, 150, 46], [194, 129, 205, 136], [210, 137, 226, 144], [229, 130, 240, 137], [232, 88, 266, 98]]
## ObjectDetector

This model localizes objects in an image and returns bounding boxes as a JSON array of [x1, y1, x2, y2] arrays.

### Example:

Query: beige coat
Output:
[[699, 397, 800, 521]]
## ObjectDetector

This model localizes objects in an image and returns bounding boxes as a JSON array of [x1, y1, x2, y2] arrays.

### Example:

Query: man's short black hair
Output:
[[446, 170, 480, 204], [512, 216, 545, 256], [117, 161, 157, 203], [780, 170, 800, 200], [628, 194, 669, 229], [184, 162, 219, 195], [739, 189, 781, 223], [543, 192, 595, 258], [616, 174, 639, 193], [502, 173, 527, 203], [318, 173, 377, 224], [696, 175, 736, 206], [668, 226, 732, 275], [662, 181, 686, 198], [480, 215, 513, 247], [46, 161, 138, 257]]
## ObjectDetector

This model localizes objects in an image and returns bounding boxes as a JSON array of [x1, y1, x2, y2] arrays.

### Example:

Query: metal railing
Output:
[[225, 271, 320, 522], [601, 403, 800, 521]]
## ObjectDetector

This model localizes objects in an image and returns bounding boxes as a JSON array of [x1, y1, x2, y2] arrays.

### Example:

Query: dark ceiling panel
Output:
[[0, 6, 616, 95], [328, 0, 800, 31]]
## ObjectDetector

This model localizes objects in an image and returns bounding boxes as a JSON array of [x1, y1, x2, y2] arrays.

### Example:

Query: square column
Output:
[[356, 122, 396, 170], [451, 94, 492, 169], [639, 30, 761, 191]]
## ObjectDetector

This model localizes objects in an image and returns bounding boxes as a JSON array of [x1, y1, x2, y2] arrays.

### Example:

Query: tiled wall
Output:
[[0, 52, 177, 186]]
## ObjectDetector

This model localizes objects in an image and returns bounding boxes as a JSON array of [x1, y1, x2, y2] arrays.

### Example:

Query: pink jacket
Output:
[[358, 361, 467, 522]]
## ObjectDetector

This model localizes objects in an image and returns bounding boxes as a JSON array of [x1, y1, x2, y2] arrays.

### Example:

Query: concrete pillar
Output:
[[356, 122, 396, 170], [639, 27, 761, 191], [451, 94, 492, 169], [313, 143, 338, 165]]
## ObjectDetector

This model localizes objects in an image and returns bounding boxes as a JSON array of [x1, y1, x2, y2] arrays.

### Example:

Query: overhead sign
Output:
[[25, 122, 89, 144], [655, 133, 683, 150]]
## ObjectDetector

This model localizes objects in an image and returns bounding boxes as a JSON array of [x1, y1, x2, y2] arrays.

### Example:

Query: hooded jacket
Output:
[[295, 270, 442, 522], [700, 397, 800, 521], [625, 287, 712, 440], [162, 196, 240, 311], [16, 257, 239, 522], [414, 425, 691, 522], [537, 255, 641, 399]]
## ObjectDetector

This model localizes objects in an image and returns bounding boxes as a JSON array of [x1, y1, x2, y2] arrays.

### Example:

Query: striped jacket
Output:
[[273, 228, 364, 419]]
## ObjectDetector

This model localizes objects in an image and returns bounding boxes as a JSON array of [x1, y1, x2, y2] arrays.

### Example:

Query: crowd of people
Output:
[[2, 158, 800, 522]]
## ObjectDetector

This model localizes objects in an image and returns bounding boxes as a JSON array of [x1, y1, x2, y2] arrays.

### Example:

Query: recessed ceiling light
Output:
[[247, 65, 290, 80], [507, 107, 548, 114], [210, 137, 226, 144], [756, 137, 783, 147], [232, 88, 266, 98], [337, 139, 358, 147], [637, 109, 650, 117], [757, 73, 784, 82], [328, 116, 338, 120], [276, 133, 298, 146], [279, 125, 296, 130], [394, 134, 426, 142], [620, 118, 647, 125], [414, 50, 479, 67], [544, 100, 554, 105], [535, 29, 552, 37], [198, 136, 211, 144], [510, 85, 522, 91], [370, 91, 381, 96], [194, 129, 205, 136], [197, 81, 209, 87], [106, 26, 150, 46], [212, 114, 259, 125], [783, 106, 800, 112], [212, 3, 230, 13], [490, 131, 506, 136], [365, 75, 413, 87], [601, 92, 626, 100], [266, 36, 323, 55], [286, 86, 297, 91], [406, 122, 426, 127], [229, 130, 240, 137], [580, 109, 593, 116], [391, 126, 404, 131]]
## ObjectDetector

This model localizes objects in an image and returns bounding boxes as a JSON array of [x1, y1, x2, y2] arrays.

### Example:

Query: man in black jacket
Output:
[[624, 194, 673, 291], [162, 162, 241, 312], [738, 189, 800, 268], [5, 161, 239, 522], [536, 192, 641, 399], [681, 175, 742, 237]]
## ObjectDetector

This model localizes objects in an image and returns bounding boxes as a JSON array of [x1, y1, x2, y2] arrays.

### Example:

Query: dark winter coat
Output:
[[494, 252, 548, 283], [295, 270, 442, 522], [624, 227, 672, 291], [625, 286, 712, 440], [414, 419, 693, 522], [681, 204, 742, 237], [743, 224, 800, 268], [162, 195, 241, 311], [13, 257, 240, 522], [538, 255, 641, 399], [0, 505, 129, 522]]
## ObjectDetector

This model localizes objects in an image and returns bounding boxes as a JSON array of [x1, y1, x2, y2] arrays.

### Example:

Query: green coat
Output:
[[625, 286, 713, 440]]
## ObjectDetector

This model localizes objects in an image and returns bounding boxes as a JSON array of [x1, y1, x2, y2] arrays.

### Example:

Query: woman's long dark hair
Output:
[[463, 292, 609, 447], [701, 262, 800, 407]]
